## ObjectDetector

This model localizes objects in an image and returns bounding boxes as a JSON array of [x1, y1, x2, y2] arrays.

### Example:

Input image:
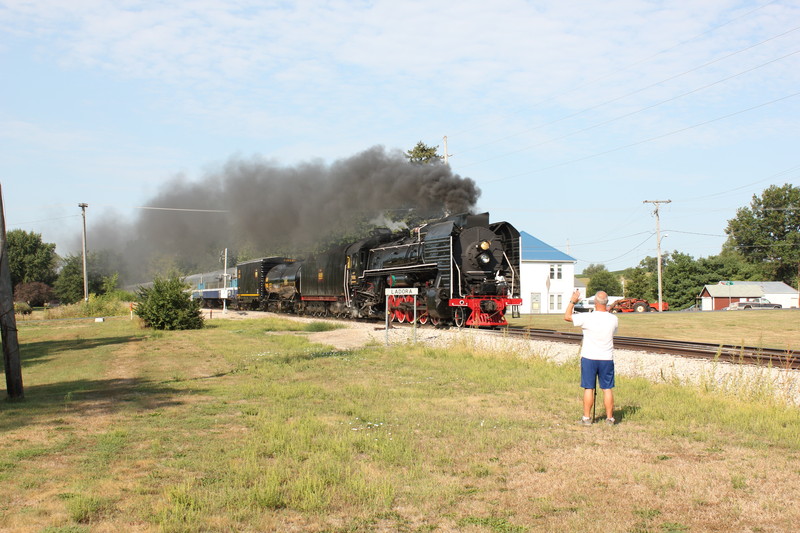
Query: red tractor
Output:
[[608, 298, 669, 313]]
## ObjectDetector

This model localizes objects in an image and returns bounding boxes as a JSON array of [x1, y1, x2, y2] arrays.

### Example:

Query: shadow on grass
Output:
[[0, 377, 197, 431], [614, 404, 640, 423], [17, 335, 145, 369]]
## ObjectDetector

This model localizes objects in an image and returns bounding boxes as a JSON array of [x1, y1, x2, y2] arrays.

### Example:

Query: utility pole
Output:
[[79, 203, 88, 302], [222, 248, 228, 314], [442, 136, 453, 165], [643, 200, 671, 312], [1, 184, 24, 400]]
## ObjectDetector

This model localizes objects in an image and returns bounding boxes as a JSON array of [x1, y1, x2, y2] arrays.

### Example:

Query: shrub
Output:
[[14, 302, 33, 315], [40, 294, 129, 319], [83, 294, 130, 317], [107, 289, 136, 301], [135, 275, 204, 330], [13, 281, 54, 307]]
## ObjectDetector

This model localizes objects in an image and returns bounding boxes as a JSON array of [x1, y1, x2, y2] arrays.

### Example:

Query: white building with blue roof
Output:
[[520, 231, 577, 314]]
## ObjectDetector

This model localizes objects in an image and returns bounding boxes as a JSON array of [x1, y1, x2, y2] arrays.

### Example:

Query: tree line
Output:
[[8, 183, 799, 311], [584, 184, 799, 309], [7, 229, 128, 307]]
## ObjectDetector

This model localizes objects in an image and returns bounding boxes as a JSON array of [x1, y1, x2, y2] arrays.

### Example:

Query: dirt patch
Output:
[[203, 309, 385, 351], [306, 328, 380, 351]]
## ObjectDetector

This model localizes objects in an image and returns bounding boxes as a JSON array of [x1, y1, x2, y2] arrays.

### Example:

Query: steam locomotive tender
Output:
[[295, 212, 522, 327]]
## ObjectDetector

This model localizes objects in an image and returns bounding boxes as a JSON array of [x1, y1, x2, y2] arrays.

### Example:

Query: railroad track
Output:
[[229, 313, 800, 370], [505, 327, 800, 370]]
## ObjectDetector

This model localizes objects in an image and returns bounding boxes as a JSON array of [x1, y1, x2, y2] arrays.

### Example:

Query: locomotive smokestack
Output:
[[89, 145, 481, 282]]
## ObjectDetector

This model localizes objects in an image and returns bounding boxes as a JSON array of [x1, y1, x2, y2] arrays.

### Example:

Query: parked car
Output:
[[573, 299, 593, 313], [572, 296, 622, 313], [727, 298, 782, 310]]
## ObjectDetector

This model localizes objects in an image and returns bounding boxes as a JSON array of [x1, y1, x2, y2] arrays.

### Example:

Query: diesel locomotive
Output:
[[197, 212, 522, 327]]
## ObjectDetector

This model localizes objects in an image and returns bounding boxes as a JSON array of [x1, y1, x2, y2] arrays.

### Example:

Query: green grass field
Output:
[[2, 314, 800, 532]]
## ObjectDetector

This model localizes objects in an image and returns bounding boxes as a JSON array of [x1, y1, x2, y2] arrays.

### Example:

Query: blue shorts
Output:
[[581, 358, 615, 389]]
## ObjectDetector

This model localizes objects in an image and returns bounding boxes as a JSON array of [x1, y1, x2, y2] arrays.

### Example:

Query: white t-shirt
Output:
[[572, 311, 619, 361]]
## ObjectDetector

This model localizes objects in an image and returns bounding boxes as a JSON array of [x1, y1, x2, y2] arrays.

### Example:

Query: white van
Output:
[[573, 295, 622, 312]]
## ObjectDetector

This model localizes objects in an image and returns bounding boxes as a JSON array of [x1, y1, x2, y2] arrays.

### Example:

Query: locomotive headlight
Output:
[[479, 240, 491, 251], [478, 252, 492, 264]]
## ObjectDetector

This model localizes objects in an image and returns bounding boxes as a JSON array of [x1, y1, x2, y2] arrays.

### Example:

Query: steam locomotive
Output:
[[195, 212, 522, 327]]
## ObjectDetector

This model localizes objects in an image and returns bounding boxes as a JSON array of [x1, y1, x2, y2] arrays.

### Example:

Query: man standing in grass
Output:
[[564, 290, 618, 426]]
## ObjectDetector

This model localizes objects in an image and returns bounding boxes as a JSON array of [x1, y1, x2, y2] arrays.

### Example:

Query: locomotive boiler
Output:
[[298, 212, 521, 327]]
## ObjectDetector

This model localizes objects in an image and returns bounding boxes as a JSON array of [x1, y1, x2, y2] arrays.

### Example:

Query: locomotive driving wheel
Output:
[[418, 312, 429, 325], [404, 296, 416, 323], [453, 307, 466, 328]]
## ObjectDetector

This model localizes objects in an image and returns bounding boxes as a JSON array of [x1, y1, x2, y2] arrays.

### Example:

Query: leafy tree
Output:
[[13, 282, 54, 307], [652, 250, 764, 310], [697, 249, 763, 283], [580, 263, 607, 278], [7, 229, 58, 288], [660, 252, 706, 309], [53, 253, 109, 304], [622, 267, 653, 300], [587, 270, 622, 296], [135, 275, 204, 330], [637, 256, 658, 273], [404, 141, 442, 164], [101, 272, 119, 295], [632, 255, 666, 301], [725, 184, 800, 285]]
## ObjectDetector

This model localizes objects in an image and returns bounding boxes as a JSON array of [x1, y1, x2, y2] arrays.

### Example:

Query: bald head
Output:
[[594, 291, 611, 311], [594, 291, 609, 306]]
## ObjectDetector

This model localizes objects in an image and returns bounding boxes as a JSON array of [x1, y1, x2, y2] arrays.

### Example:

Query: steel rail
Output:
[[507, 327, 800, 370]]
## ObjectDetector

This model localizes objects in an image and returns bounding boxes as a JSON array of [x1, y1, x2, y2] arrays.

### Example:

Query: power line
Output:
[[571, 232, 656, 265], [8, 206, 228, 228], [484, 89, 800, 184], [569, 231, 653, 247], [444, 0, 781, 144], [459, 48, 800, 169], [663, 229, 726, 238], [8, 214, 80, 226], [676, 163, 800, 202], [450, 19, 800, 162], [132, 206, 229, 213]]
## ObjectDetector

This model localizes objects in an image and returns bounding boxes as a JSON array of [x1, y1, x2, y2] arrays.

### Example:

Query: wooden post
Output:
[[0, 184, 24, 400]]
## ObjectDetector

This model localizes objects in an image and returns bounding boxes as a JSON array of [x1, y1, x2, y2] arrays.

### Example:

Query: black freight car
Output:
[[236, 257, 296, 310]]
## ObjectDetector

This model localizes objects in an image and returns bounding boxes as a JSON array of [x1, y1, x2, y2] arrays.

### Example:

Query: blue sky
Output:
[[2, 0, 799, 273]]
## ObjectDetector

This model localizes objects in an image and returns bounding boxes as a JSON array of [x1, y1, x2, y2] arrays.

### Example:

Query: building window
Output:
[[549, 294, 564, 312], [549, 264, 562, 280], [549, 294, 555, 311]]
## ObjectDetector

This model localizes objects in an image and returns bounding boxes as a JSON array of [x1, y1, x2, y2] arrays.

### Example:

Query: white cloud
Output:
[[3, 0, 800, 265]]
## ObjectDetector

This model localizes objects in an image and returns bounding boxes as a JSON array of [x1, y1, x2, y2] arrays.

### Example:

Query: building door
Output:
[[530, 292, 541, 314]]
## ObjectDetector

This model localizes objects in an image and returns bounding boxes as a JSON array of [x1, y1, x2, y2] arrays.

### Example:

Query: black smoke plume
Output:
[[91, 146, 481, 283]]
